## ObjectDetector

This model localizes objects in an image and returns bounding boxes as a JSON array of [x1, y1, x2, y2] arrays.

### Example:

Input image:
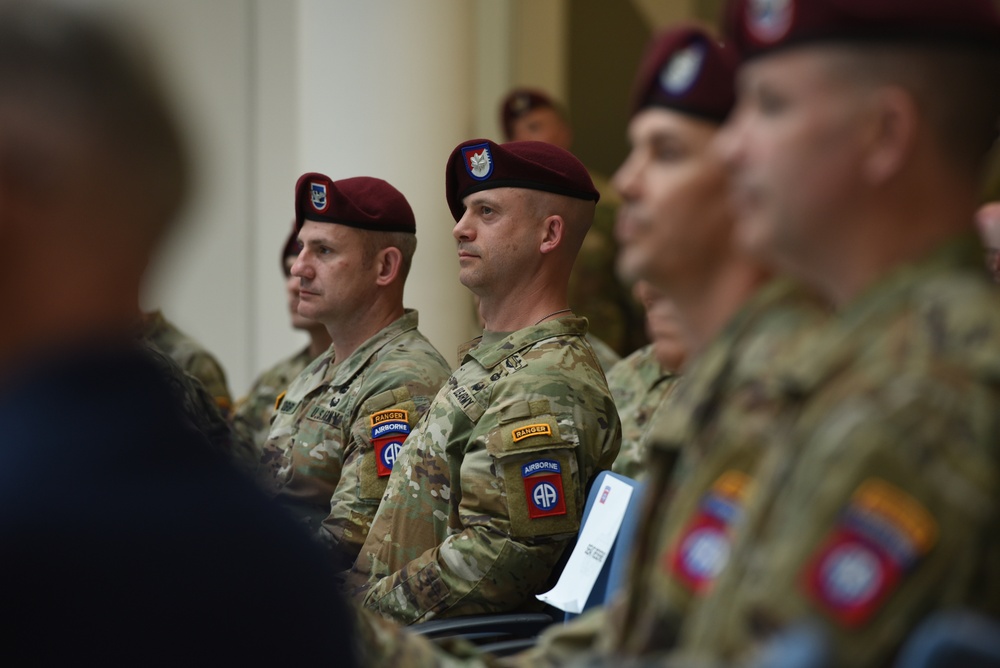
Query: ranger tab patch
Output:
[[512, 423, 552, 443], [803, 478, 937, 627], [522, 459, 567, 519], [370, 408, 410, 477], [668, 470, 751, 593]]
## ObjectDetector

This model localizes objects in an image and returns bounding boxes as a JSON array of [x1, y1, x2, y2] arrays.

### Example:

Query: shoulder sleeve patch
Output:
[[801, 478, 938, 627]]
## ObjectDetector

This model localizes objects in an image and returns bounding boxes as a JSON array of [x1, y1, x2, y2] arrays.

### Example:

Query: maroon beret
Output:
[[724, 0, 1000, 61], [499, 88, 562, 141], [445, 139, 600, 221], [629, 23, 737, 123], [294, 173, 415, 233], [280, 223, 300, 276]]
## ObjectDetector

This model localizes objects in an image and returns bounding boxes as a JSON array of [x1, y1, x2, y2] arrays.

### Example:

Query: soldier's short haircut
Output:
[[360, 230, 418, 283], [528, 190, 595, 262], [828, 44, 1000, 179], [0, 0, 189, 242]]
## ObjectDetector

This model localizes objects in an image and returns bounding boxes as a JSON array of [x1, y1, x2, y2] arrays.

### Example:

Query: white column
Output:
[[296, 0, 480, 366]]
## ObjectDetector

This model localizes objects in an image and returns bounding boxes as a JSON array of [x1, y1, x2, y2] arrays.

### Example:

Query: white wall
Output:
[[94, 0, 512, 395]]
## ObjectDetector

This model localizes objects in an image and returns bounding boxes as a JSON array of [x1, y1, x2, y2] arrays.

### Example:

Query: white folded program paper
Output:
[[535, 475, 634, 613]]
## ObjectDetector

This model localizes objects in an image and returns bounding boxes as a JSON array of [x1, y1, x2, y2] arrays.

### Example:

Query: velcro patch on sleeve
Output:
[[522, 459, 567, 519], [371, 408, 410, 477], [668, 470, 751, 593], [802, 478, 938, 627]]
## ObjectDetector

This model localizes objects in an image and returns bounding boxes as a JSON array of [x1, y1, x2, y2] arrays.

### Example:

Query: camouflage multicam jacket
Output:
[[256, 310, 451, 569], [140, 310, 233, 414], [232, 346, 314, 462], [606, 344, 681, 480], [518, 279, 830, 666], [672, 237, 1000, 667], [349, 317, 621, 625]]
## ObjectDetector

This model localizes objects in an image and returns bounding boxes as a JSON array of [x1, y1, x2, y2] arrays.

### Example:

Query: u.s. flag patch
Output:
[[462, 143, 494, 181], [310, 181, 329, 212], [370, 409, 410, 477], [522, 459, 567, 519]]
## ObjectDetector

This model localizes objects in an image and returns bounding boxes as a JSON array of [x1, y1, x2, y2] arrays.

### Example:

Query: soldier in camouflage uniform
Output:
[[348, 138, 621, 625], [506, 24, 830, 666], [139, 309, 233, 414], [647, 2, 1000, 665], [256, 174, 451, 570], [607, 282, 686, 479], [231, 225, 332, 457]]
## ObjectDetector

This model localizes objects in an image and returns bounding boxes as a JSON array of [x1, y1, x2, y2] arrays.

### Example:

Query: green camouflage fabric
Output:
[[606, 345, 681, 480], [256, 310, 451, 569], [349, 317, 621, 625], [666, 236, 1000, 667], [570, 174, 646, 357], [140, 310, 233, 414], [232, 346, 313, 461], [140, 341, 255, 470], [514, 279, 830, 666], [586, 332, 621, 375]]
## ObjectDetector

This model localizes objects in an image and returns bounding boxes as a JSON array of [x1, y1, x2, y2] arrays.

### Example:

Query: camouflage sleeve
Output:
[[319, 353, 451, 570], [681, 370, 1000, 667], [183, 351, 233, 415], [361, 374, 617, 625], [319, 385, 434, 571]]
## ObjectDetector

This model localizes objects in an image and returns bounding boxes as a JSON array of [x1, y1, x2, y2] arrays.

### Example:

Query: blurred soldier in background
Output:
[[0, 1, 354, 663]]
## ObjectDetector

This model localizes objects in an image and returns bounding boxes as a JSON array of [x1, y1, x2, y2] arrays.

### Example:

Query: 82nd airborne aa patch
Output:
[[668, 470, 751, 593], [522, 459, 567, 520], [370, 408, 410, 477], [803, 478, 937, 627]]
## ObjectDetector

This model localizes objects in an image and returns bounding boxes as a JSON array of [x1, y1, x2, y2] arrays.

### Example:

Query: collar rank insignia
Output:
[[370, 408, 410, 477], [802, 478, 937, 627], [310, 181, 329, 212], [462, 142, 494, 181], [668, 470, 751, 593], [522, 459, 567, 519]]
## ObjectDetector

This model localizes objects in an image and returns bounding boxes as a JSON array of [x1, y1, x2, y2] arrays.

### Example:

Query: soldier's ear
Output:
[[539, 215, 564, 255], [374, 246, 403, 286], [861, 85, 918, 186]]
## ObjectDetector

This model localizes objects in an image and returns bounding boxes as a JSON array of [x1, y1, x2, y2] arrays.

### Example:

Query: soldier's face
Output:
[[715, 47, 872, 283], [454, 188, 539, 297], [613, 108, 732, 292], [284, 256, 315, 330], [510, 108, 573, 150], [291, 221, 378, 327]]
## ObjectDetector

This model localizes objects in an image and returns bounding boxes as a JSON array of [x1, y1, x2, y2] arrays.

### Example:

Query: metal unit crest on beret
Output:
[[309, 181, 329, 213], [462, 142, 494, 181], [660, 42, 706, 96], [746, 0, 795, 44]]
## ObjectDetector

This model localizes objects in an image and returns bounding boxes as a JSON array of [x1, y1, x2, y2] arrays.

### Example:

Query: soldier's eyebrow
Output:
[[465, 195, 502, 211]]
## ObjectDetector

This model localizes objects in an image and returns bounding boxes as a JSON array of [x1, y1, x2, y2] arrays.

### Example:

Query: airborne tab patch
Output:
[[522, 459, 567, 519], [512, 423, 552, 443], [370, 408, 410, 477]]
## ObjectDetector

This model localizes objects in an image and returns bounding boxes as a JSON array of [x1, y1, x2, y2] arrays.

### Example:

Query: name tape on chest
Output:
[[371, 408, 410, 477], [522, 459, 567, 519], [803, 478, 937, 627], [668, 470, 751, 593]]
